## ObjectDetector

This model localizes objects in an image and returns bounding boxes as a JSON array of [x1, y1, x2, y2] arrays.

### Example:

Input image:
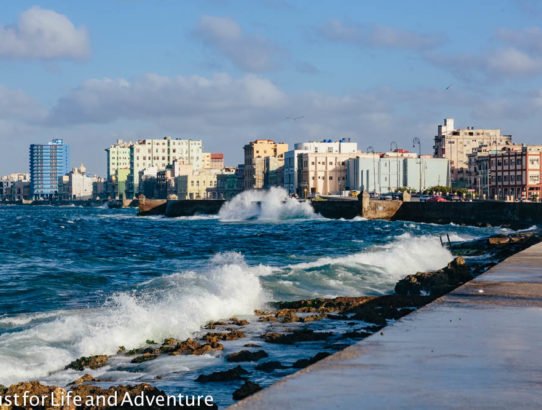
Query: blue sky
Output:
[[2, 0, 542, 175]]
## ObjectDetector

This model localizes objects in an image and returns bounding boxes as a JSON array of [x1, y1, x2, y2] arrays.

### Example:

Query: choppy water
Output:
[[0, 189, 511, 405]]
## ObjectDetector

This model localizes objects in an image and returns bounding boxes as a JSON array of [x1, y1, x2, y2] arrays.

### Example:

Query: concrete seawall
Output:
[[231, 241, 542, 409]]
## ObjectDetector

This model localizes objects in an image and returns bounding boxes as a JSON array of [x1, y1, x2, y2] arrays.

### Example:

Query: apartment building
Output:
[[243, 139, 288, 190], [29, 138, 69, 199], [433, 118, 512, 187]]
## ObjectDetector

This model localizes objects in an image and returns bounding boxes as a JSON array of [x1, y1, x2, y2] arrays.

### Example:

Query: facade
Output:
[[346, 154, 450, 194], [297, 151, 360, 196], [106, 168, 130, 200], [106, 139, 132, 180], [175, 169, 220, 200], [284, 140, 358, 195], [216, 168, 239, 200], [203, 153, 224, 169], [57, 164, 99, 200], [478, 146, 542, 200], [433, 118, 512, 187], [127, 137, 203, 196], [243, 139, 288, 190], [29, 138, 69, 199], [263, 157, 285, 188], [0, 173, 31, 201]]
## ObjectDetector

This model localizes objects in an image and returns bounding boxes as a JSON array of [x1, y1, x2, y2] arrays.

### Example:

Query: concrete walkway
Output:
[[231, 242, 542, 409]]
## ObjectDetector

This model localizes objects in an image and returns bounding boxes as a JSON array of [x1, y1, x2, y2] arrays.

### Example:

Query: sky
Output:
[[2, 0, 542, 176]]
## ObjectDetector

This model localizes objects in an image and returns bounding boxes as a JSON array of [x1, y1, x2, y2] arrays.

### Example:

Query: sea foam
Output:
[[218, 187, 317, 221], [0, 252, 267, 386]]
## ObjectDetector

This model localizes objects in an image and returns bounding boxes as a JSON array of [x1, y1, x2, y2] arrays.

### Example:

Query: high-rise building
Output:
[[29, 138, 69, 199], [433, 118, 512, 187], [128, 137, 203, 196], [243, 139, 288, 190]]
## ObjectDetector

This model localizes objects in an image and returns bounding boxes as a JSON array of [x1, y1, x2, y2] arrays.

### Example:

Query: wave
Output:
[[262, 233, 454, 300], [0, 253, 267, 386], [218, 187, 317, 221]]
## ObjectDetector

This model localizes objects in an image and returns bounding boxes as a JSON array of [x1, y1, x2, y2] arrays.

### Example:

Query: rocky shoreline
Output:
[[1, 231, 539, 409]]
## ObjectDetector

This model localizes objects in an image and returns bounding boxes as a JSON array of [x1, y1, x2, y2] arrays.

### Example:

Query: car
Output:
[[428, 196, 447, 203]]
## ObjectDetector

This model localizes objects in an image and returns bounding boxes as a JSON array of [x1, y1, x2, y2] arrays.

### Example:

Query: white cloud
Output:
[[46, 73, 287, 125], [0, 84, 45, 120], [319, 19, 443, 50], [193, 15, 286, 72], [0, 6, 90, 60]]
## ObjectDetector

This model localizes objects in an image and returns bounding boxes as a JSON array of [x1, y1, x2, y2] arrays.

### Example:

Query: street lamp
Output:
[[367, 146, 376, 195], [413, 137, 421, 193]]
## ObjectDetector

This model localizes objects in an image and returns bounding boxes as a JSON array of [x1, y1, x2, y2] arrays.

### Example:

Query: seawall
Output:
[[231, 240, 542, 409]]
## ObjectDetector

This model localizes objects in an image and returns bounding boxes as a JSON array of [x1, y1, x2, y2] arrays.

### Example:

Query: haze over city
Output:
[[2, 0, 542, 176]]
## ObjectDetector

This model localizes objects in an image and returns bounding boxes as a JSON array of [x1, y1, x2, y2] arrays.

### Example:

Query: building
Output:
[[127, 137, 203, 197], [57, 164, 99, 200], [433, 118, 512, 187], [106, 168, 130, 200], [243, 139, 288, 190], [203, 153, 224, 170], [284, 139, 358, 195], [216, 168, 239, 200], [263, 157, 285, 188], [0, 173, 30, 201], [297, 151, 360, 196], [29, 138, 69, 199], [176, 169, 221, 200], [106, 139, 132, 180], [346, 153, 450, 194], [470, 145, 542, 200]]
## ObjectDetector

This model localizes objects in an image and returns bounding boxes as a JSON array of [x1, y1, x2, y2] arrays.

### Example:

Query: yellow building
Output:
[[175, 170, 220, 199], [243, 139, 288, 190]]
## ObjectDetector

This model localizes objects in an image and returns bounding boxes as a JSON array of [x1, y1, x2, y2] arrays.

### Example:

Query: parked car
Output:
[[428, 196, 447, 203]]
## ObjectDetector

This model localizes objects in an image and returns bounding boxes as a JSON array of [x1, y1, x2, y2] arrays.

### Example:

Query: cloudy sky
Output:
[[2, 0, 542, 175]]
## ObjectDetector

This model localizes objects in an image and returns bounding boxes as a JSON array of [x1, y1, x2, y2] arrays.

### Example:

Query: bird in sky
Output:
[[285, 115, 304, 121], [445, 84, 452, 90]]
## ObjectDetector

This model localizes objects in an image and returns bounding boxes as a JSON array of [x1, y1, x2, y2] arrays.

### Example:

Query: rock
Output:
[[254, 310, 271, 316], [70, 374, 98, 385], [280, 311, 298, 323], [168, 338, 202, 355], [131, 353, 158, 363], [340, 330, 372, 339], [292, 352, 331, 369], [300, 313, 326, 322], [203, 330, 246, 344], [258, 315, 278, 322], [255, 361, 288, 373], [196, 366, 249, 383], [66, 355, 109, 371], [243, 343, 261, 348], [162, 338, 176, 345], [204, 321, 227, 329], [394, 257, 471, 297], [263, 329, 331, 344], [488, 235, 510, 245], [229, 317, 250, 326], [193, 342, 224, 355], [226, 350, 268, 362], [232, 381, 263, 401]]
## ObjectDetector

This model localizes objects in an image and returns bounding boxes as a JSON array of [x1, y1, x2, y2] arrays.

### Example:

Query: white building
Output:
[[106, 139, 132, 180], [127, 137, 203, 196], [347, 154, 450, 194], [284, 139, 358, 194], [58, 164, 99, 200]]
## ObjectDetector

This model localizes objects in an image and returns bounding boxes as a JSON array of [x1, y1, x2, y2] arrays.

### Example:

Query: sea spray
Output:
[[218, 187, 317, 221], [0, 253, 267, 386], [261, 234, 454, 299]]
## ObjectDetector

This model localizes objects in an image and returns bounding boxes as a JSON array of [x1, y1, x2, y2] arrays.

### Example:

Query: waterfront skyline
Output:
[[3, 1, 542, 176]]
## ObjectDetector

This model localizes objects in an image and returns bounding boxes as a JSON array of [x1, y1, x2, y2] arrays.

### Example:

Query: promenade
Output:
[[231, 242, 542, 409]]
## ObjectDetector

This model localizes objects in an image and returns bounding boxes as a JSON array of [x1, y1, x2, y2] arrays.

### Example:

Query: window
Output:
[[329, 176, 333, 180]]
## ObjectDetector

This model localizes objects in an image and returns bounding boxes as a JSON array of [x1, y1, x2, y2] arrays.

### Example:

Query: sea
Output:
[[0, 188, 513, 406]]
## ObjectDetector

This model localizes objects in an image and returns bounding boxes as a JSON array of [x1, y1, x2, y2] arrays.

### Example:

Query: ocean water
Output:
[[0, 189, 510, 405]]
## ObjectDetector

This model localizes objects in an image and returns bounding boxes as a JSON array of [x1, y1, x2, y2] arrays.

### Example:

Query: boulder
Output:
[[232, 381, 263, 401], [226, 350, 268, 362], [263, 329, 331, 344], [66, 355, 109, 371], [196, 366, 249, 383], [292, 352, 331, 369], [255, 361, 288, 373]]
